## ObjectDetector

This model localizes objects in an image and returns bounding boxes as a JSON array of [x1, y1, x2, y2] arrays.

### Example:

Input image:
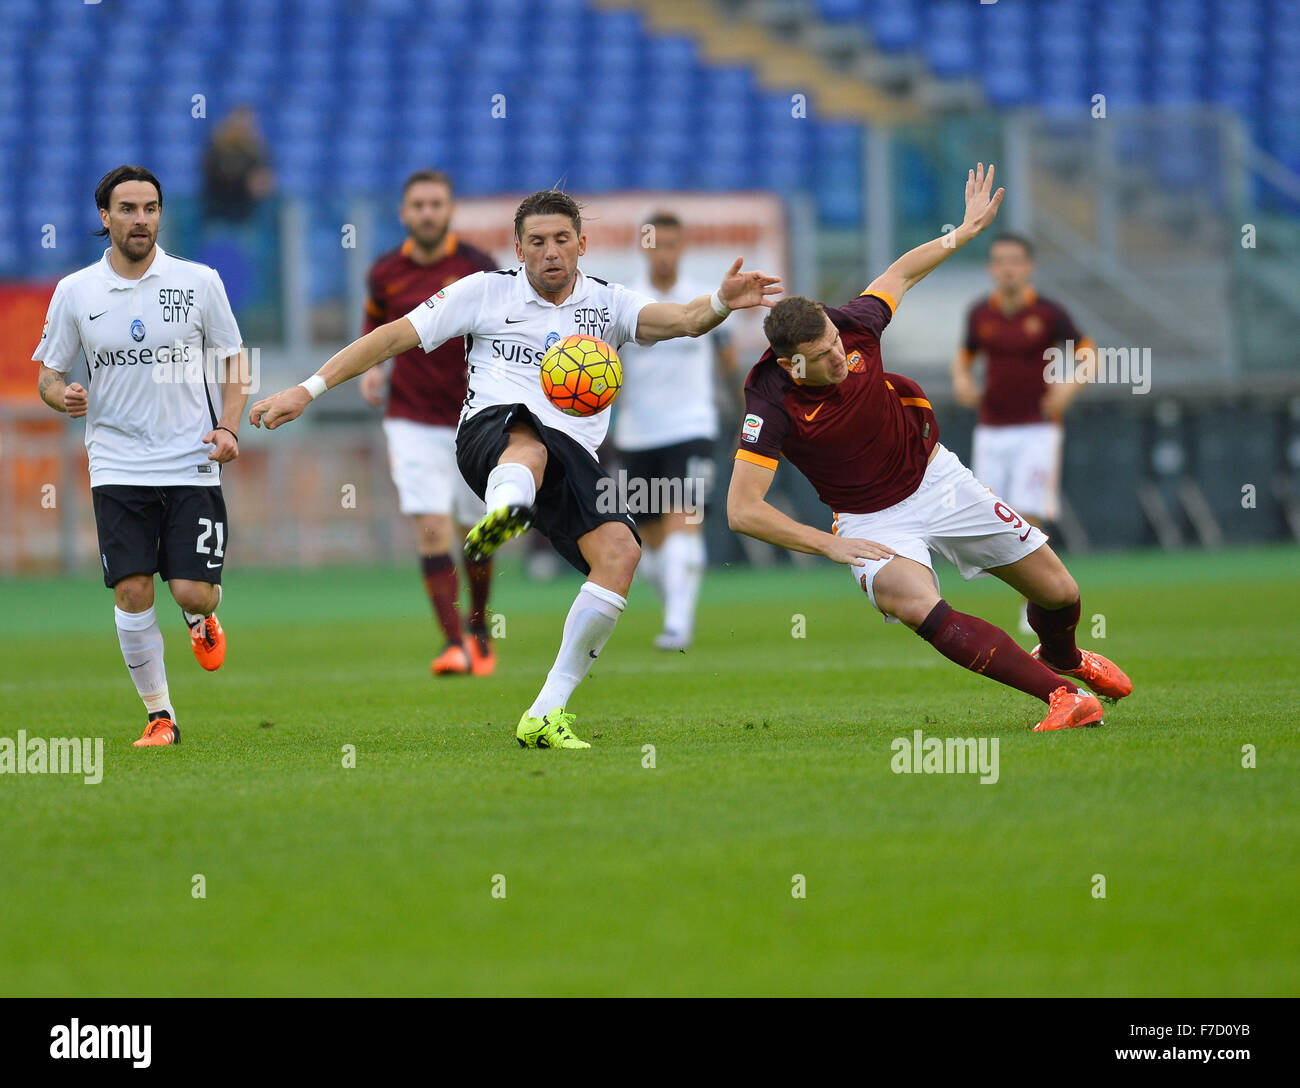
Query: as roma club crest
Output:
[[1022, 314, 1044, 337], [847, 350, 865, 373]]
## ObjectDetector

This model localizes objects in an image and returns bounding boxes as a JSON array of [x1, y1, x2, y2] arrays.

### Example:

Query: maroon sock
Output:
[[421, 554, 463, 645], [916, 600, 1077, 703], [1026, 598, 1082, 669], [465, 557, 492, 631]]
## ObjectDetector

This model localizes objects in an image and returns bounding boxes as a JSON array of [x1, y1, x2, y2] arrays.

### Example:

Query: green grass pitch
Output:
[[1, 545, 1297, 996]]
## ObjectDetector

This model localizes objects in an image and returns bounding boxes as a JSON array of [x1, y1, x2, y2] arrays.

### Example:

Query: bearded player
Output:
[[34, 165, 248, 748], [250, 189, 781, 749], [727, 164, 1131, 733], [359, 170, 498, 676]]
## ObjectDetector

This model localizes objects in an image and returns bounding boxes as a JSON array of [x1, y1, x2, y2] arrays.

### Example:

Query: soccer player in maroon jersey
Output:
[[727, 164, 1132, 733], [951, 233, 1095, 531], [359, 170, 500, 676]]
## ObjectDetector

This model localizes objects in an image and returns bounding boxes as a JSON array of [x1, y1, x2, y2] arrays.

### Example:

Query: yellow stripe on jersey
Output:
[[735, 448, 778, 470], [859, 289, 897, 314]]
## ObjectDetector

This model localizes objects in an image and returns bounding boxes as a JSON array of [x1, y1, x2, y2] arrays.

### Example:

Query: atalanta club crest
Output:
[[130, 318, 145, 342], [545, 331, 560, 349], [847, 350, 865, 373]]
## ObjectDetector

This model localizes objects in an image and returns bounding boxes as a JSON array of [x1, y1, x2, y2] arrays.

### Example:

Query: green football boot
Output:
[[464, 503, 534, 563], [516, 708, 591, 749]]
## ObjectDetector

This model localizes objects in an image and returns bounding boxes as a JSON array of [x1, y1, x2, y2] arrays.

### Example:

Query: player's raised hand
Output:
[[203, 426, 239, 463], [249, 386, 312, 430], [961, 162, 1005, 237], [718, 257, 783, 311], [63, 382, 87, 419], [823, 535, 896, 566]]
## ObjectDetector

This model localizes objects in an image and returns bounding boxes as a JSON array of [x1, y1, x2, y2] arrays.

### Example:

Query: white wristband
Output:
[[710, 289, 731, 318], [298, 374, 328, 400]]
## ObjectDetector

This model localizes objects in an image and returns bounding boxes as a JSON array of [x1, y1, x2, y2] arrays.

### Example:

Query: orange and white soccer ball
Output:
[[539, 335, 623, 417]]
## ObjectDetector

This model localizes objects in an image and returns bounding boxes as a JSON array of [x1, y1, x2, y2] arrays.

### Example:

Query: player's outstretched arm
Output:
[[635, 257, 782, 344], [249, 317, 421, 430], [726, 457, 895, 565], [37, 364, 86, 418], [866, 162, 1005, 310]]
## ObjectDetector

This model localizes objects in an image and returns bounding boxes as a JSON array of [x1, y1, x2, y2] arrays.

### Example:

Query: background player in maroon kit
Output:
[[359, 170, 499, 676], [952, 234, 1095, 528], [727, 164, 1132, 733]]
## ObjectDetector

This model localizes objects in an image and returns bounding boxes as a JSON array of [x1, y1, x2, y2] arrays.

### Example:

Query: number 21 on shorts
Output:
[[196, 517, 226, 558]]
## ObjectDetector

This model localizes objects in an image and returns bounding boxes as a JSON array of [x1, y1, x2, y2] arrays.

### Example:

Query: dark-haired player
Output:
[[359, 170, 498, 676], [613, 211, 739, 651], [726, 164, 1131, 733], [34, 165, 249, 747], [952, 234, 1095, 630], [250, 189, 781, 749]]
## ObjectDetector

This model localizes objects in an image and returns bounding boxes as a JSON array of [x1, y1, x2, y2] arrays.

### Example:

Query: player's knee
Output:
[[888, 595, 937, 630], [1039, 570, 1079, 610], [113, 575, 153, 612], [591, 527, 641, 580], [170, 581, 214, 614]]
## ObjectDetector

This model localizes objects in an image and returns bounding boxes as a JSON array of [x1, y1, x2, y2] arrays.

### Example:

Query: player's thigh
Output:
[[870, 555, 944, 629], [383, 419, 458, 519], [986, 542, 1078, 609], [158, 485, 229, 586], [92, 485, 165, 590], [921, 447, 1048, 582], [1004, 423, 1063, 521], [834, 509, 937, 625]]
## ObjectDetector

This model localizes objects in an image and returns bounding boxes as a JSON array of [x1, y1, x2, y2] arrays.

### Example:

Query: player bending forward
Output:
[[726, 164, 1131, 732], [250, 189, 780, 748]]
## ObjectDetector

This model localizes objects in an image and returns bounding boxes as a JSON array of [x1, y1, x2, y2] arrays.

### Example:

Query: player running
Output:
[[952, 234, 1095, 629], [359, 170, 499, 676], [34, 165, 249, 747], [726, 164, 1131, 733], [249, 189, 780, 749], [613, 211, 739, 651]]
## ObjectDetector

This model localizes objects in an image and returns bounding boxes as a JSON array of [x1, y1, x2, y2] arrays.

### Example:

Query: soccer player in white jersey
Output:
[[34, 166, 249, 748], [250, 189, 780, 749], [613, 212, 739, 651]]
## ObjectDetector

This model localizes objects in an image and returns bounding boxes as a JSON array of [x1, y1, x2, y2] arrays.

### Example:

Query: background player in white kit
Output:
[[33, 166, 249, 747], [249, 189, 780, 750], [613, 212, 739, 651]]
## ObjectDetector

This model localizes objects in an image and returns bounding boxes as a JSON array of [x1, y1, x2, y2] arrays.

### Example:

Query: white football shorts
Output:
[[833, 444, 1049, 622], [970, 421, 1063, 521], [381, 418, 484, 523]]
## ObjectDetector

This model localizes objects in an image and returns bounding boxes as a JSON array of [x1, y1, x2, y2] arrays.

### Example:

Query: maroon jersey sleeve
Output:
[[736, 365, 792, 467], [1047, 299, 1083, 344], [362, 264, 386, 336], [963, 303, 981, 355], [836, 290, 895, 338]]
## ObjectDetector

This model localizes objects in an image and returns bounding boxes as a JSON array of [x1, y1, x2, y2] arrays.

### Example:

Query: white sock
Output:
[[182, 584, 221, 630], [115, 605, 174, 719], [528, 582, 626, 718], [662, 531, 705, 639], [484, 462, 537, 511], [639, 544, 664, 600]]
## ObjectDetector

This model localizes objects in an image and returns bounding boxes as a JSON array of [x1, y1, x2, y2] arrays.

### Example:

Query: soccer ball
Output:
[[539, 335, 622, 417]]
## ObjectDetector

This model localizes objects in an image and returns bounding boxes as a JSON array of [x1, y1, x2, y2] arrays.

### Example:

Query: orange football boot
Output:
[[431, 642, 471, 676], [189, 613, 225, 671], [1034, 686, 1105, 732], [133, 716, 181, 747], [465, 630, 496, 677], [1031, 645, 1132, 701]]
